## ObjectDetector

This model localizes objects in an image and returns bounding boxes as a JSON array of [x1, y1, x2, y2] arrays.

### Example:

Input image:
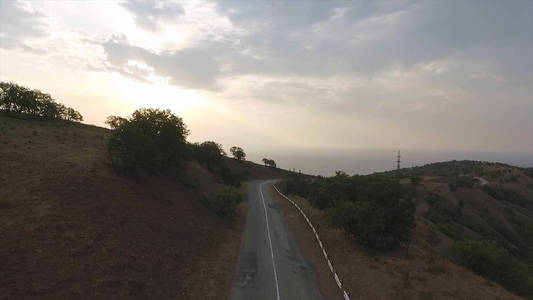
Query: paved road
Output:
[[230, 180, 323, 300]]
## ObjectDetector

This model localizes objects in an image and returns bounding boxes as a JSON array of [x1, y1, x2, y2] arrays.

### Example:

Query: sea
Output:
[[247, 149, 533, 176]]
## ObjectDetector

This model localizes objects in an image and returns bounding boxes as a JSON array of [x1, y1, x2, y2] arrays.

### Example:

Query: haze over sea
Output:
[[248, 149, 533, 176]]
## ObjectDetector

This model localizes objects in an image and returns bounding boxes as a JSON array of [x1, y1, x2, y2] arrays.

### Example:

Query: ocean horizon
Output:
[[248, 149, 533, 176]]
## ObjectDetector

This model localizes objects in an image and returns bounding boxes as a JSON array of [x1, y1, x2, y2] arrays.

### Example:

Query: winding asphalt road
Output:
[[230, 180, 323, 300]]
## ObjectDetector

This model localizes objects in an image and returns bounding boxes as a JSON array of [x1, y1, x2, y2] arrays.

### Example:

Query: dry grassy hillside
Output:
[[0, 116, 283, 299], [276, 161, 533, 299]]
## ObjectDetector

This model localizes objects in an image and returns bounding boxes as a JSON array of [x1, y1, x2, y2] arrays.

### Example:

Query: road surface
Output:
[[230, 180, 323, 300]]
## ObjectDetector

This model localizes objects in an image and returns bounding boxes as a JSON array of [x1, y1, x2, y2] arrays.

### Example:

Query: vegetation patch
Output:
[[283, 172, 416, 250], [424, 193, 462, 224], [203, 186, 243, 219], [448, 239, 532, 297], [482, 185, 530, 208], [106, 109, 190, 175], [0, 82, 83, 121], [448, 175, 479, 192]]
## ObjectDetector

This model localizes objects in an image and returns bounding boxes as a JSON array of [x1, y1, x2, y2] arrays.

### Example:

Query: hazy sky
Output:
[[1, 0, 532, 155]]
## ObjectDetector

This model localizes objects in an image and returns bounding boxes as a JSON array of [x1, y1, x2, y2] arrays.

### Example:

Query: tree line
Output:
[[281, 171, 416, 250], [262, 158, 276, 168], [105, 109, 257, 219], [105, 108, 249, 177], [0, 82, 83, 121]]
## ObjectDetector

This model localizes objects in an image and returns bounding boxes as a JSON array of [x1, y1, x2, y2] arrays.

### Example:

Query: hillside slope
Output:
[[277, 160, 533, 299], [0, 116, 282, 299]]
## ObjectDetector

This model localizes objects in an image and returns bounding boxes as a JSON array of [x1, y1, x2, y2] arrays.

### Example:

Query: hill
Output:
[[278, 160, 533, 299], [0, 115, 283, 299]]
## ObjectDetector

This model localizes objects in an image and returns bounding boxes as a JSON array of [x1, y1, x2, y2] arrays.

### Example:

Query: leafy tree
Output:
[[230, 146, 246, 161], [281, 172, 313, 198], [0, 81, 83, 122], [105, 115, 127, 129], [65, 107, 83, 122], [191, 141, 226, 170], [262, 158, 276, 168], [107, 108, 190, 175], [288, 172, 416, 250]]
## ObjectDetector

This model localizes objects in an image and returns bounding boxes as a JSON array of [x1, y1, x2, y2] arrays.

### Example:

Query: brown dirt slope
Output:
[[0, 116, 281, 299]]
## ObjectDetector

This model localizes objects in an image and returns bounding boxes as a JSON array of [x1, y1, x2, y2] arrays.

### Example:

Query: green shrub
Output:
[[410, 175, 422, 187], [204, 186, 242, 219], [448, 175, 479, 192], [217, 165, 244, 187], [482, 185, 529, 208], [282, 172, 313, 199], [308, 172, 359, 209], [523, 168, 533, 179], [107, 108, 190, 175], [190, 141, 225, 170], [326, 190, 415, 249], [424, 194, 461, 224], [449, 239, 532, 296]]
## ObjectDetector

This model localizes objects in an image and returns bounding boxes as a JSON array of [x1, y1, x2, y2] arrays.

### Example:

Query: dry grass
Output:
[[0, 116, 277, 299]]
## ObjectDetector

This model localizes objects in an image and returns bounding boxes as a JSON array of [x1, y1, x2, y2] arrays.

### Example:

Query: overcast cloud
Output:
[[0, 0, 532, 154]]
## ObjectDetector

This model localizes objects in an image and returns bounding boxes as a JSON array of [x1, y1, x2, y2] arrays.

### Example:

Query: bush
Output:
[[217, 165, 244, 187], [448, 175, 479, 192], [107, 108, 190, 175], [323, 175, 416, 249], [449, 239, 532, 296], [308, 172, 356, 209], [190, 141, 225, 170], [424, 193, 461, 224], [523, 168, 533, 179], [204, 186, 242, 219], [482, 185, 530, 208], [327, 195, 415, 249], [282, 172, 312, 198]]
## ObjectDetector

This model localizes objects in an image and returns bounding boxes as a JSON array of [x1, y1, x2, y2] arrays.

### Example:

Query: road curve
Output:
[[230, 180, 323, 300]]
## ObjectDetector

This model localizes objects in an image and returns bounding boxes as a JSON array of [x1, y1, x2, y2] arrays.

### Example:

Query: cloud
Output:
[[101, 37, 220, 90], [211, 0, 533, 79], [2, 0, 530, 152], [0, 0, 49, 52], [120, 0, 184, 31]]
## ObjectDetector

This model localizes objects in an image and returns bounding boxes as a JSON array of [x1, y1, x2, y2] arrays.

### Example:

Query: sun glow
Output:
[[118, 79, 205, 114]]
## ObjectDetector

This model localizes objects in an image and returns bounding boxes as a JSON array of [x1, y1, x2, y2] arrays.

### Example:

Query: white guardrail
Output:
[[273, 185, 351, 300]]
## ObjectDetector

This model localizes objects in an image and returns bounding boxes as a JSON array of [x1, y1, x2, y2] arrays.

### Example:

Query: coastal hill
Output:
[[0, 115, 283, 299]]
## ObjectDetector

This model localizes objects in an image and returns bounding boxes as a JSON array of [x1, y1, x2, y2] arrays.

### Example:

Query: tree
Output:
[[0, 82, 27, 115], [191, 141, 226, 170], [0, 81, 83, 122], [262, 158, 270, 167], [230, 146, 246, 161], [262, 158, 276, 168], [107, 108, 190, 175], [105, 116, 127, 129], [65, 107, 83, 122]]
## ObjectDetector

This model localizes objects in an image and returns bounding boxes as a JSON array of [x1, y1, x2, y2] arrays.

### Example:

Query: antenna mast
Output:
[[396, 150, 401, 171]]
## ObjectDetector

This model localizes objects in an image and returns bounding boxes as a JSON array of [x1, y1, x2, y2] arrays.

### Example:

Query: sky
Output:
[[1, 0, 532, 159]]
